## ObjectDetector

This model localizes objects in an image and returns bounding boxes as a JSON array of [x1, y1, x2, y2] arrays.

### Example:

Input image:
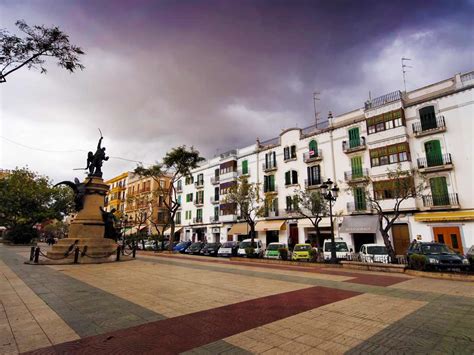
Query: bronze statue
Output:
[[54, 178, 88, 211], [100, 207, 118, 241], [85, 136, 109, 177]]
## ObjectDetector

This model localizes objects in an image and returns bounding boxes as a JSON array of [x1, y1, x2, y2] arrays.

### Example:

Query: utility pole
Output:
[[402, 57, 412, 93], [313, 92, 320, 128]]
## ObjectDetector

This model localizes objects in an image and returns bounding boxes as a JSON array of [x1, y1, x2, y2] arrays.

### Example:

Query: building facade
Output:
[[104, 172, 129, 215], [175, 70, 474, 254]]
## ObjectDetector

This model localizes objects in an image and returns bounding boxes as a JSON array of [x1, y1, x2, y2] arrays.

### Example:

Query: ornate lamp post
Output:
[[320, 178, 340, 264]]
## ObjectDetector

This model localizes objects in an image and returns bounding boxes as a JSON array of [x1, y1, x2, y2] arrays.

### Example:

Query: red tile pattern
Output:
[[26, 286, 360, 355]]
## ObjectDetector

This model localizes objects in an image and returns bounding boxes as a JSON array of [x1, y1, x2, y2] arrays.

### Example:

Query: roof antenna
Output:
[[402, 57, 412, 93], [313, 92, 320, 128]]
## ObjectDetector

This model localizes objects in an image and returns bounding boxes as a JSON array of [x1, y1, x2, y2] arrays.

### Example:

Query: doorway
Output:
[[266, 231, 279, 245], [433, 226, 463, 254], [391, 224, 410, 255], [352, 233, 375, 253]]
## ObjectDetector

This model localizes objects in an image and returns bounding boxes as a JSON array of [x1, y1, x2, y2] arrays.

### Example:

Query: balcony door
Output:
[[430, 176, 449, 206], [353, 187, 366, 211], [419, 106, 437, 131], [351, 156, 363, 178], [425, 140, 442, 167], [348, 127, 360, 148]]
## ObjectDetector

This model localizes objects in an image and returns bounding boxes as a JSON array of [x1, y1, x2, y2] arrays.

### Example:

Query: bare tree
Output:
[[224, 176, 266, 247], [135, 146, 204, 251], [349, 166, 425, 263], [292, 189, 328, 248], [0, 20, 84, 82]]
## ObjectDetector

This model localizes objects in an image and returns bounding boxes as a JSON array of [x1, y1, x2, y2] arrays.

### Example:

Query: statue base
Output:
[[45, 176, 128, 264]]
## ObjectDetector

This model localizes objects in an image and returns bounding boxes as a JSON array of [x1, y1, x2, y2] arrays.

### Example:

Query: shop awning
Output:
[[163, 226, 183, 236], [414, 210, 474, 222], [339, 215, 378, 234], [228, 222, 250, 235], [255, 220, 287, 232]]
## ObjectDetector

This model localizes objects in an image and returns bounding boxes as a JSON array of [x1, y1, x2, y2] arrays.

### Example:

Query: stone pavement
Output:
[[0, 245, 473, 354]]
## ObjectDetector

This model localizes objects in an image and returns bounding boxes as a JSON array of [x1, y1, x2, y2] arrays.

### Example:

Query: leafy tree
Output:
[[292, 189, 328, 248], [224, 176, 266, 248], [42, 220, 68, 240], [0, 167, 74, 243], [134, 146, 204, 251], [348, 166, 425, 263], [0, 20, 84, 83]]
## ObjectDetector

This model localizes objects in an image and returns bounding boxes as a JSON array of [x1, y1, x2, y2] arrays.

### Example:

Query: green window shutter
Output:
[[285, 171, 291, 185], [388, 145, 398, 154], [309, 140, 317, 153], [351, 156, 362, 177], [348, 127, 360, 148], [425, 140, 442, 167], [354, 187, 366, 210], [367, 117, 375, 126], [264, 175, 268, 192], [269, 175, 275, 191], [242, 160, 248, 175], [292, 170, 298, 184], [430, 177, 449, 205]]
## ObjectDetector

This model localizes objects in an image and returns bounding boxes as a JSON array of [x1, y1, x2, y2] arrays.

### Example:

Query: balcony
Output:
[[220, 149, 237, 161], [193, 217, 203, 224], [209, 216, 219, 223], [412, 116, 446, 137], [263, 210, 280, 218], [220, 214, 238, 222], [344, 169, 370, 183], [262, 161, 277, 172], [303, 150, 323, 163], [210, 196, 220, 204], [194, 200, 204, 207], [417, 153, 453, 173], [422, 193, 460, 210], [194, 180, 204, 189], [210, 176, 220, 185], [238, 169, 250, 177], [347, 202, 372, 214], [342, 138, 366, 154], [305, 178, 323, 189], [220, 171, 238, 182]]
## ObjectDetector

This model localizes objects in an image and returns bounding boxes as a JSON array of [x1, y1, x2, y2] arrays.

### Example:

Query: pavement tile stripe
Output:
[[25, 286, 361, 354], [0, 246, 165, 339], [146, 253, 411, 287]]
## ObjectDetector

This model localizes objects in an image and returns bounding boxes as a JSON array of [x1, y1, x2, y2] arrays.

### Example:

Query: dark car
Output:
[[407, 242, 470, 271], [174, 241, 192, 253], [200, 243, 222, 257], [217, 241, 240, 257], [185, 242, 204, 255]]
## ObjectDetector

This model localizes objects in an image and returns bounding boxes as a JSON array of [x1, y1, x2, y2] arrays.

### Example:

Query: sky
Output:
[[1, 0, 473, 183]]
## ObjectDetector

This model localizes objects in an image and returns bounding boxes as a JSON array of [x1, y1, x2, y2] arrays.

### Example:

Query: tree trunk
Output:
[[249, 221, 255, 245], [380, 227, 397, 264], [168, 222, 175, 251]]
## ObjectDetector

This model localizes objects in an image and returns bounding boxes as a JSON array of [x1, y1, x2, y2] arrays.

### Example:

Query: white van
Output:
[[323, 238, 351, 261], [237, 239, 264, 257], [359, 244, 389, 263]]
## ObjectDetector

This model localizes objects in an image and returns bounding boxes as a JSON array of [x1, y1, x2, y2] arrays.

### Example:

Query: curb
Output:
[[404, 269, 474, 282], [340, 261, 406, 274], [229, 257, 343, 268]]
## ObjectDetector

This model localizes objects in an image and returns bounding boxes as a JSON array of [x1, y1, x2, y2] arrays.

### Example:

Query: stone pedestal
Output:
[[47, 177, 118, 263]]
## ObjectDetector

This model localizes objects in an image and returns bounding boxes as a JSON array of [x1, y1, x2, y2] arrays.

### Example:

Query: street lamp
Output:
[[321, 178, 339, 264]]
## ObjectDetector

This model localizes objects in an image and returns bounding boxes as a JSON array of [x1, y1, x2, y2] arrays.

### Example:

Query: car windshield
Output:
[[294, 245, 311, 251], [176, 242, 188, 247], [222, 242, 235, 248], [421, 244, 454, 254], [366, 246, 388, 255], [267, 244, 283, 250], [240, 241, 258, 248], [324, 242, 349, 252]]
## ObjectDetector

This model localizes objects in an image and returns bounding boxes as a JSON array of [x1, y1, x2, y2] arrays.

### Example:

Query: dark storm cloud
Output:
[[1, 0, 473, 181]]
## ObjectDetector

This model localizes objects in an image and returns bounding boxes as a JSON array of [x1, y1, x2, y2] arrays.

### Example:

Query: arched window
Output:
[[419, 106, 436, 131], [309, 140, 317, 154]]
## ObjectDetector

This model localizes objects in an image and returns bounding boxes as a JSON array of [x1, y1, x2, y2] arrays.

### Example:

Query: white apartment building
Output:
[[174, 69, 474, 255]]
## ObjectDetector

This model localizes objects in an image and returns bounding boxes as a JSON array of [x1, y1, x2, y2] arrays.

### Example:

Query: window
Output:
[[351, 156, 363, 178], [176, 212, 181, 224], [185, 176, 194, 185], [370, 143, 410, 167], [348, 127, 360, 148], [265, 152, 276, 169], [177, 195, 181, 205], [373, 178, 414, 200], [196, 209, 203, 222], [195, 190, 204, 204], [290, 145, 296, 159], [214, 206, 219, 218], [157, 211, 166, 223], [197, 173, 204, 184], [242, 160, 248, 175], [177, 180, 182, 190], [264, 175, 276, 192], [307, 165, 321, 186], [286, 196, 296, 211], [285, 170, 298, 186], [284, 147, 290, 160], [158, 195, 164, 206], [309, 140, 318, 155], [185, 211, 192, 220], [367, 109, 405, 134], [186, 193, 193, 202], [419, 106, 437, 131]]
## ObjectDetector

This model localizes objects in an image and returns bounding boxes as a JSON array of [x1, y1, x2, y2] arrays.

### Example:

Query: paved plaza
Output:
[[1, 245, 473, 354]]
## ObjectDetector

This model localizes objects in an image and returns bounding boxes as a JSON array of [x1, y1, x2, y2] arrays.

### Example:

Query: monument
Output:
[[47, 135, 120, 263]]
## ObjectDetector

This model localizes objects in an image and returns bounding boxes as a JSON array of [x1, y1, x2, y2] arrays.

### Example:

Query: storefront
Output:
[[227, 222, 250, 241], [255, 220, 286, 246], [340, 215, 379, 253]]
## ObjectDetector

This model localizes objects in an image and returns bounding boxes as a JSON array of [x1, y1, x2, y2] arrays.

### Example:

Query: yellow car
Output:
[[292, 244, 312, 261]]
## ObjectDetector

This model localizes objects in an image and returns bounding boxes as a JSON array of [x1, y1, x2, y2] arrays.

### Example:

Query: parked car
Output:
[[163, 241, 178, 250], [407, 242, 470, 271], [358, 244, 389, 263], [200, 243, 222, 256], [217, 241, 240, 257], [185, 242, 205, 255], [264, 242, 287, 259], [292, 244, 312, 261], [323, 238, 351, 261], [237, 239, 264, 257], [144, 240, 158, 251], [173, 241, 192, 253]]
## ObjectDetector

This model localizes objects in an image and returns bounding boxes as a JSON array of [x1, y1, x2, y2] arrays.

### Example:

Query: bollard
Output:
[[30, 246, 35, 261], [132, 245, 136, 258], [116, 245, 121, 261], [34, 247, 40, 263], [73, 247, 80, 264]]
